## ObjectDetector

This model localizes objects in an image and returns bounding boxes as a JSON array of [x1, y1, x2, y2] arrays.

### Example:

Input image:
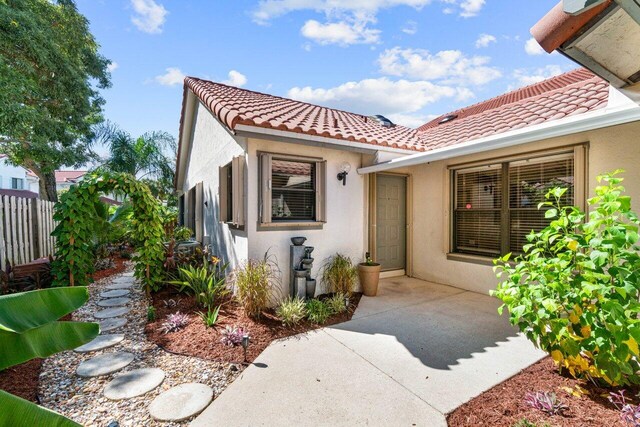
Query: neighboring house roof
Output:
[[414, 68, 609, 150], [0, 189, 39, 199], [531, 0, 613, 53], [99, 196, 122, 206], [55, 170, 87, 184], [183, 77, 421, 152]]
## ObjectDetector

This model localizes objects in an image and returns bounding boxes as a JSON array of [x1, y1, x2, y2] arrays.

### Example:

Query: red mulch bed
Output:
[[92, 255, 129, 281], [448, 357, 638, 426], [146, 287, 362, 364]]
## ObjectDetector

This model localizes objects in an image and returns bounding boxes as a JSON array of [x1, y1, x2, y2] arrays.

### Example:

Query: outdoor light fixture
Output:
[[337, 162, 351, 186], [344, 296, 350, 310], [242, 334, 250, 362]]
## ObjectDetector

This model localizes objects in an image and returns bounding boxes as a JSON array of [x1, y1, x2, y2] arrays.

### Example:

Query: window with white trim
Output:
[[259, 153, 326, 226], [11, 177, 24, 190], [452, 152, 575, 257], [218, 156, 245, 227]]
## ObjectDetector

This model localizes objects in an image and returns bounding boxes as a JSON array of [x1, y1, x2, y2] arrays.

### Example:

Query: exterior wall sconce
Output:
[[337, 162, 351, 186]]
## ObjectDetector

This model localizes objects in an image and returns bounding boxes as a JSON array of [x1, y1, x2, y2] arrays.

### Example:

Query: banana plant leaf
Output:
[[0, 287, 90, 333], [0, 390, 81, 427], [0, 321, 99, 371]]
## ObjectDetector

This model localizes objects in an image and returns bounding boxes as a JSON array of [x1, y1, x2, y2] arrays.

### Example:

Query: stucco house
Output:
[[0, 155, 39, 193], [174, 66, 640, 298]]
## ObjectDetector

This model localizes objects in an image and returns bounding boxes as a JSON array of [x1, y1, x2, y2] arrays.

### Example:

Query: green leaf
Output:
[[545, 208, 558, 219], [0, 390, 80, 427], [0, 288, 90, 333], [0, 321, 98, 370]]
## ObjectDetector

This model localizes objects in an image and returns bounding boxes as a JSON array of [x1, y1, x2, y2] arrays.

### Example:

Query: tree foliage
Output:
[[52, 172, 165, 292], [0, 0, 111, 201], [494, 171, 640, 386]]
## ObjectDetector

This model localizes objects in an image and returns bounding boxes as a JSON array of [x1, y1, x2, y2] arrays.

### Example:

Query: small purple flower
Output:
[[221, 325, 245, 347], [159, 311, 190, 334], [609, 390, 640, 427]]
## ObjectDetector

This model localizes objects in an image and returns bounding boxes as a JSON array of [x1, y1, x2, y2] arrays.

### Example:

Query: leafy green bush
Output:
[[171, 259, 229, 310], [147, 305, 156, 322], [276, 297, 306, 327], [326, 292, 348, 314], [198, 305, 221, 327], [231, 255, 278, 318], [322, 254, 357, 295], [174, 226, 193, 242], [305, 299, 332, 324], [493, 171, 640, 386]]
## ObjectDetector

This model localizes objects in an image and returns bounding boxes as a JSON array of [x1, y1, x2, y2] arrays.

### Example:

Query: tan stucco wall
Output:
[[405, 120, 640, 295]]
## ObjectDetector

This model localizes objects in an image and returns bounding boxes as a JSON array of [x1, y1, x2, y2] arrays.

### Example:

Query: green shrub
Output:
[[305, 299, 332, 325], [147, 305, 156, 322], [322, 253, 357, 295], [326, 292, 348, 314], [198, 305, 221, 327], [276, 297, 306, 327], [493, 171, 640, 386], [171, 259, 229, 310], [174, 226, 193, 242], [231, 255, 278, 318]]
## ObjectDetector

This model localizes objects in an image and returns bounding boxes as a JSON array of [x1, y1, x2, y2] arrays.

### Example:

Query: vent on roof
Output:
[[369, 115, 395, 128], [438, 114, 458, 125]]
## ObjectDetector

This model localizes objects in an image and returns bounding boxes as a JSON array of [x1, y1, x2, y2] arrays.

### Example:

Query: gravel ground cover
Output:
[[39, 265, 241, 426]]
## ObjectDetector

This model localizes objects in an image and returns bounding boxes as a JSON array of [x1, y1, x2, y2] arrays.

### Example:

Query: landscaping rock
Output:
[[103, 368, 165, 400], [76, 352, 134, 378], [98, 318, 128, 333], [74, 334, 125, 353], [99, 289, 130, 298], [104, 282, 134, 290], [94, 307, 130, 319], [97, 297, 131, 307], [148, 383, 213, 421]]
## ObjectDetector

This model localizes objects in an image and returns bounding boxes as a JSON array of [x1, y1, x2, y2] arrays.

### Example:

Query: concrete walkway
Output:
[[192, 277, 545, 426]]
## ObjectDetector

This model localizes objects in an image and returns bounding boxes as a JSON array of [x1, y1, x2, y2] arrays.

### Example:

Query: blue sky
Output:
[[77, 0, 575, 140]]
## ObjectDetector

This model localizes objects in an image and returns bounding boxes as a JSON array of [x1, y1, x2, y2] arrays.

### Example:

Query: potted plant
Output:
[[358, 252, 381, 296]]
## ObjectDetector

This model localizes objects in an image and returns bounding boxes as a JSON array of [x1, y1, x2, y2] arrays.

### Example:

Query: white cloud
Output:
[[222, 70, 248, 87], [378, 47, 501, 86], [154, 67, 185, 86], [288, 77, 472, 117], [387, 112, 437, 128], [459, 0, 485, 17], [130, 0, 167, 34], [301, 19, 380, 45], [475, 33, 496, 48], [513, 65, 565, 87], [107, 62, 119, 73], [402, 20, 418, 35], [524, 37, 545, 55]]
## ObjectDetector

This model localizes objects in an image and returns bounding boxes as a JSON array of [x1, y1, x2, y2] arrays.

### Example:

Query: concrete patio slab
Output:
[[191, 330, 445, 427], [191, 277, 545, 426]]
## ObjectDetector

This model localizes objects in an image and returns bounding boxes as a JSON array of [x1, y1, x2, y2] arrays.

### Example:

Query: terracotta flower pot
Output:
[[358, 263, 381, 296]]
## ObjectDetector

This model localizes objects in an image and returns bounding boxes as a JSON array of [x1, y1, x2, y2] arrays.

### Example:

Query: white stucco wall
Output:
[[0, 160, 36, 191], [245, 138, 368, 298], [404, 120, 640, 295], [182, 101, 249, 268]]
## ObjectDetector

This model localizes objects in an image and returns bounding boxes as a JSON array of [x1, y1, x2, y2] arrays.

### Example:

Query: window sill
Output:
[[258, 221, 324, 231], [446, 253, 496, 266]]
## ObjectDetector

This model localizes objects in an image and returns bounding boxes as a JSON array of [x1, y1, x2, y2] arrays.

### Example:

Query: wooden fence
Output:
[[0, 195, 57, 270]]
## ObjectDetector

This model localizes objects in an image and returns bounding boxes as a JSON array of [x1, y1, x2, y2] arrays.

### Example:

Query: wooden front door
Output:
[[375, 174, 407, 271]]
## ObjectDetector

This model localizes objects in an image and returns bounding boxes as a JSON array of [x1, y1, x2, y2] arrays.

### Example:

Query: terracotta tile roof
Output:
[[415, 68, 609, 150], [184, 77, 421, 152], [55, 170, 87, 184]]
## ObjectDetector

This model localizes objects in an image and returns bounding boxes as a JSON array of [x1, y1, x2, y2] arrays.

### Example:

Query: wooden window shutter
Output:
[[195, 181, 204, 242], [315, 160, 327, 222], [218, 165, 229, 223], [259, 153, 272, 224], [232, 155, 245, 226]]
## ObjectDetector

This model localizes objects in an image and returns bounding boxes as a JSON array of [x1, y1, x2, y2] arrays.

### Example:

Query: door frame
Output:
[[368, 172, 413, 276]]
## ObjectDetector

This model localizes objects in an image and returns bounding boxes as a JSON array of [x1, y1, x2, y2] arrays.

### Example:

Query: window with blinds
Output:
[[453, 153, 574, 257], [272, 159, 315, 221]]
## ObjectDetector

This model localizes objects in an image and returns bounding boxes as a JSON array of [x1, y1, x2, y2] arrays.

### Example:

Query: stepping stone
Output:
[[105, 282, 134, 290], [122, 272, 134, 277], [75, 334, 124, 353], [100, 289, 130, 298], [104, 368, 165, 400], [95, 307, 130, 319], [97, 297, 131, 307], [149, 383, 213, 422], [76, 352, 134, 378], [99, 318, 128, 333]]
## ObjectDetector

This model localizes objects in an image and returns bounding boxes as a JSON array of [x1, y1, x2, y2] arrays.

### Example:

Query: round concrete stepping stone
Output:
[[76, 352, 134, 378], [75, 334, 124, 353], [94, 306, 130, 319], [104, 368, 165, 400], [105, 282, 134, 290], [97, 297, 131, 307], [100, 289, 130, 298], [99, 318, 128, 333], [149, 383, 213, 421]]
